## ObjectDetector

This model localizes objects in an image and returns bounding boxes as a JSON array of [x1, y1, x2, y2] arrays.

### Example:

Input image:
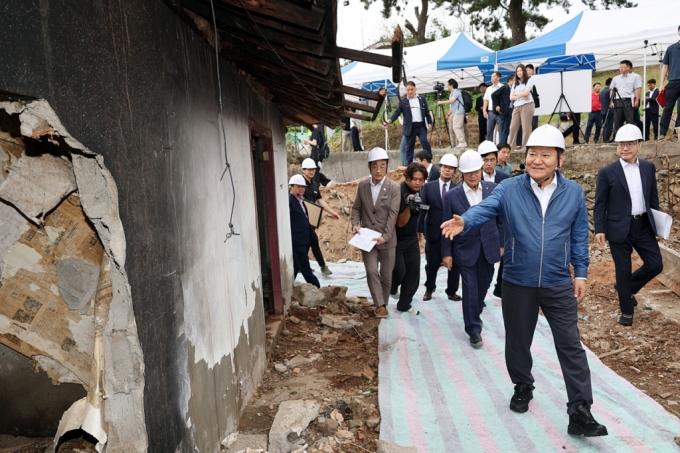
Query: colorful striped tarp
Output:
[[305, 259, 680, 452]]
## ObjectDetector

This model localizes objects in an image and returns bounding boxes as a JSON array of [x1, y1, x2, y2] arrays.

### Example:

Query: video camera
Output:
[[407, 193, 429, 215], [433, 81, 446, 92]]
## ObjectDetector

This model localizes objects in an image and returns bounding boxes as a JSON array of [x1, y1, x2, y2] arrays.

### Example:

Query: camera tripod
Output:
[[430, 89, 451, 148], [547, 72, 584, 143], [603, 87, 636, 139]]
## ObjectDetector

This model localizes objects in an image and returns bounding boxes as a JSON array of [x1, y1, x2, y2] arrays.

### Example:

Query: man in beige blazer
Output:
[[351, 148, 401, 317]]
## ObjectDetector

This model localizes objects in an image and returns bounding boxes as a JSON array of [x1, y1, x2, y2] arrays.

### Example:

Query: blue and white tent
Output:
[[497, 1, 680, 73], [340, 33, 495, 95]]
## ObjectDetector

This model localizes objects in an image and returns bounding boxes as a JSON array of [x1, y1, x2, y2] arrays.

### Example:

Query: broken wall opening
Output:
[[0, 100, 147, 452]]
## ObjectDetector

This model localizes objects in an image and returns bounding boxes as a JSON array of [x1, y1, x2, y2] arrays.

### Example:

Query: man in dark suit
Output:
[[594, 124, 663, 326], [442, 150, 502, 349], [417, 153, 461, 302], [384, 81, 433, 164], [477, 141, 510, 298], [491, 75, 514, 144], [476, 83, 488, 144], [415, 150, 440, 182], [645, 79, 660, 141], [288, 175, 320, 288]]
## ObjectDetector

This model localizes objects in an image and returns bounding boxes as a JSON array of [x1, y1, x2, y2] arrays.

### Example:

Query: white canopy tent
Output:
[[341, 33, 495, 95]]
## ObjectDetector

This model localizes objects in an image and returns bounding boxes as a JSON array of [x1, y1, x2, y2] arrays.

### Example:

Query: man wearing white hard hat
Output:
[[289, 175, 320, 288], [477, 140, 510, 299], [478, 140, 510, 185], [417, 153, 461, 302], [351, 148, 401, 318], [594, 124, 663, 326], [441, 150, 501, 349], [441, 125, 608, 437], [300, 158, 340, 276]]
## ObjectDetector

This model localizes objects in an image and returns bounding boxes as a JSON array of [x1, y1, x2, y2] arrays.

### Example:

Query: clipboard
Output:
[[304, 200, 323, 228], [657, 90, 666, 108]]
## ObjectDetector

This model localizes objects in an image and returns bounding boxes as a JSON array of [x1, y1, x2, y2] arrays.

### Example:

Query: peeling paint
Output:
[[3, 242, 44, 278]]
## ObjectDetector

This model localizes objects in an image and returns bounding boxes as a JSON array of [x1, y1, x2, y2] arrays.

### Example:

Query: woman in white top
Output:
[[508, 64, 535, 152]]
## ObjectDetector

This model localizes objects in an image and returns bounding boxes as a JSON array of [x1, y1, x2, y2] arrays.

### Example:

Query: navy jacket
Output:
[[289, 193, 310, 247], [491, 85, 512, 115], [460, 172, 590, 288], [594, 159, 659, 243], [427, 164, 440, 182], [389, 95, 431, 137], [418, 179, 456, 242], [600, 87, 611, 118], [441, 182, 502, 266], [489, 171, 509, 184], [645, 88, 659, 115]]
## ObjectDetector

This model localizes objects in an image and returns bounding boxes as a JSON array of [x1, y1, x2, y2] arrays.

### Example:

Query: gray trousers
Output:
[[341, 130, 352, 152], [502, 280, 593, 415], [362, 246, 396, 307]]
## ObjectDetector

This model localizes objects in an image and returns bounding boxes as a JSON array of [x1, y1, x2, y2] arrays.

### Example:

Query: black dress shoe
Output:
[[469, 334, 483, 349], [509, 383, 534, 413], [448, 294, 462, 301], [423, 291, 432, 301], [568, 405, 608, 437], [618, 313, 633, 326], [493, 286, 502, 298]]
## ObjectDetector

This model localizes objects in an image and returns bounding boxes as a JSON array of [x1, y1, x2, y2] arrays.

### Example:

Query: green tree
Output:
[[433, 0, 636, 47], [361, 0, 435, 45]]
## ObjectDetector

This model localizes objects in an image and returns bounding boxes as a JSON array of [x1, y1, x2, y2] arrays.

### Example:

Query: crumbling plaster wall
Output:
[[0, 0, 293, 452]]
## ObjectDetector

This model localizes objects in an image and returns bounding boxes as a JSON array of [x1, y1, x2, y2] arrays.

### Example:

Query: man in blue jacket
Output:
[[441, 150, 501, 349], [289, 175, 320, 288], [594, 124, 663, 326], [441, 125, 608, 438], [384, 81, 433, 164]]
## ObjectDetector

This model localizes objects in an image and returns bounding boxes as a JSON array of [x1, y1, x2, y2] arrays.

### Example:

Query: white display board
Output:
[[532, 70, 592, 116]]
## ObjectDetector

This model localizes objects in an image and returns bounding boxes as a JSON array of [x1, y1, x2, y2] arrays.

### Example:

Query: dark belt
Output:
[[631, 213, 647, 220]]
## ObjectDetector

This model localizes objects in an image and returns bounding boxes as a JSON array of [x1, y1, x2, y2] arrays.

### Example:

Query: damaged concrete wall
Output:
[[0, 0, 293, 452]]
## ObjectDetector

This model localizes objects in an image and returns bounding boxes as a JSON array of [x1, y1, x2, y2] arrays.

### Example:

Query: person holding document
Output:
[[289, 175, 320, 288], [351, 148, 401, 318], [594, 124, 664, 327]]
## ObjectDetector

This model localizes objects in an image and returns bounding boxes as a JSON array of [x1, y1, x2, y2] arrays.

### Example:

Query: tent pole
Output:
[[385, 79, 389, 150]]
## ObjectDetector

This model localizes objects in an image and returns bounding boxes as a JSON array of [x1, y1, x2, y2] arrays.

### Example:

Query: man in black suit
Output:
[[415, 150, 440, 182], [477, 140, 509, 298], [600, 78, 614, 143], [417, 153, 461, 301], [385, 81, 433, 163], [645, 79, 660, 141], [476, 83, 488, 144], [594, 124, 663, 326], [491, 75, 514, 144], [289, 175, 320, 288]]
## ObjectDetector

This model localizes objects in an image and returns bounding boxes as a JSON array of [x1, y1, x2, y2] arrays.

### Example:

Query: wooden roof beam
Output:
[[325, 46, 392, 67], [216, 0, 326, 31]]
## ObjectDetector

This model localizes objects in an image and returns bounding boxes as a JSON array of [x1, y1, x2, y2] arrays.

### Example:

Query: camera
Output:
[[408, 193, 429, 214], [433, 81, 445, 92]]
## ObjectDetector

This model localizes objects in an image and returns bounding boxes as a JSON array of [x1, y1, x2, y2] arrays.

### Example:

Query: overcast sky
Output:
[[336, 0, 673, 50]]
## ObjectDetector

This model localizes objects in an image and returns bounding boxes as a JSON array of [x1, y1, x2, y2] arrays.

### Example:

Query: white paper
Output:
[[651, 208, 673, 240], [348, 228, 382, 252]]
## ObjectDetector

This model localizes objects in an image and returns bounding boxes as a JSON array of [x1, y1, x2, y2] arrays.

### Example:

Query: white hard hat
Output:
[[289, 174, 307, 186], [614, 124, 643, 142], [367, 147, 390, 163], [301, 158, 317, 169], [477, 140, 498, 156], [458, 150, 484, 173], [525, 124, 565, 151], [439, 153, 458, 168]]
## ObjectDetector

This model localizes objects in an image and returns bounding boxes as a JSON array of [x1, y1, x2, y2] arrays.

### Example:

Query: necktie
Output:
[[441, 182, 447, 200], [299, 197, 307, 217]]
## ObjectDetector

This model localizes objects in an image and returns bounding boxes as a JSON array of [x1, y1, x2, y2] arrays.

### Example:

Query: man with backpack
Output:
[[437, 78, 468, 149]]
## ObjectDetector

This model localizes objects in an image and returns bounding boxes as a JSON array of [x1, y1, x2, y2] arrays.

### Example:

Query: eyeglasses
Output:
[[483, 158, 497, 164], [370, 163, 387, 170], [617, 141, 637, 149]]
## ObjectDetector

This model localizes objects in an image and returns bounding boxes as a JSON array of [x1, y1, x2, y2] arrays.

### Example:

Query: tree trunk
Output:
[[508, 0, 527, 45], [405, 0, 428, 45]]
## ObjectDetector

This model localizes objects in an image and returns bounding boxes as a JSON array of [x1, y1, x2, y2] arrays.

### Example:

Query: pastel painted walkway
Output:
[[301, 259, 680, 452]]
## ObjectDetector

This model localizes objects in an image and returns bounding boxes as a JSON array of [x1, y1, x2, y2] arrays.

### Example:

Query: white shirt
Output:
[[483, 171, 496, 182], [463, 182, 482, 207], [611, 72, 642, 101], [438, 178, 451, 198], [530, 175, 558, 217], [408, 96, 423, 122], [483, 83, 503, 111], [370, 176, 386, 206], [620, 158, 646, 215]]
